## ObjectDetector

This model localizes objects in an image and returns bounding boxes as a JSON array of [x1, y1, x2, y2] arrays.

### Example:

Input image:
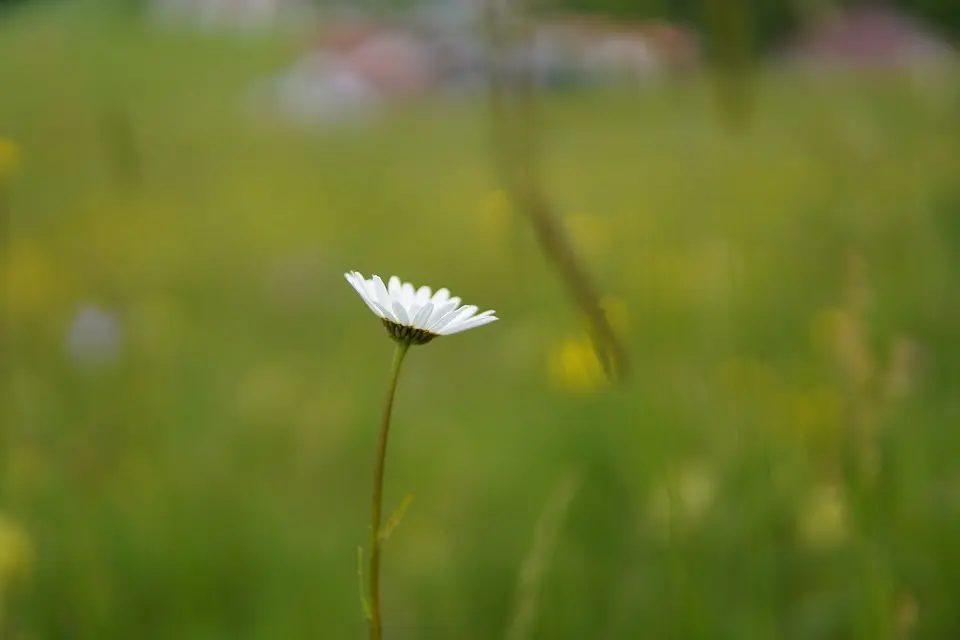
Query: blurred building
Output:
[[245, 7, 701, 124], [778, 5, 956, 71]]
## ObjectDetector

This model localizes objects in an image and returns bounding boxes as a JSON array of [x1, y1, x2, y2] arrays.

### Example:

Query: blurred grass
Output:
[[2, 3, 960, 639]]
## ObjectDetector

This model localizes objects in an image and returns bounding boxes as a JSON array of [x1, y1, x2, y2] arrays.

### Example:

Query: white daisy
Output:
[[345, 271, 498, 345]]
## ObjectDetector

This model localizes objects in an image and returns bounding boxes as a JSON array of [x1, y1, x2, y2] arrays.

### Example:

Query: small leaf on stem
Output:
[[357, 546, 372, 620], [380, 493, 416, 542]]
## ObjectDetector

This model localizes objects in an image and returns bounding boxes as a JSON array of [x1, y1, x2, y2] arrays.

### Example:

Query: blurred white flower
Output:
[[64, 302, 123, 368], [648, 463, 717, 535], [345, 271, 497, 345]]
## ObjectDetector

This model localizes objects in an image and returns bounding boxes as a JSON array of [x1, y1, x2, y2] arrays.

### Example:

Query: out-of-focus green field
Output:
[[2, 4, 960, 639]]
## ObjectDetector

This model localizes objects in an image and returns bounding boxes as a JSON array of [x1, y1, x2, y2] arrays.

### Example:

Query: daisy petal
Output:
[[455, 304, 480, 322], [370, 301, 393, 320], [346, 273, 383, 315], [361, 276, 380, 303], [371, 276, 393, 316], [392, 301, 409, 326], [343, 271, 370, 302], [431, 288, 450, 307], [440, 314, 499, 335], [426, 301, 458, 330], [429, 297, 460, 326], [449, 309, 497, 330], [412, 303, 433, 329], [388, 276, 402, 300], [433, 305, 477, 333], [469, 309, 496, 321], [402, 282, 416, 306], [344, 272, 368, 300], [415, 286, 432, 305]]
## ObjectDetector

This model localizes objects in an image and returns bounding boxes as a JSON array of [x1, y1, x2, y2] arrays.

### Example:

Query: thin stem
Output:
[[369, 340, 411, 640]]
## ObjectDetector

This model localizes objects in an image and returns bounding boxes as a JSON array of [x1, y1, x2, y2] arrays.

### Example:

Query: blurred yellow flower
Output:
[[547, 334, 607, 395], [0, 138, 20, 180], [549, 296, 628, 393], [0, 240, 66, 318], [778, 387, 844, 443], [0, 514, 34, 590], [66, 193, 190, 292], [798, 484, 849, 550]]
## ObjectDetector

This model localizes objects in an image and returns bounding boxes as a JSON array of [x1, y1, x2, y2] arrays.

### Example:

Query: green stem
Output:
[[369, 340, 411, 640]]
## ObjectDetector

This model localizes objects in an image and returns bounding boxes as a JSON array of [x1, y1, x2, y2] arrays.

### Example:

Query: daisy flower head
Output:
[[345, 271, 498, 345]]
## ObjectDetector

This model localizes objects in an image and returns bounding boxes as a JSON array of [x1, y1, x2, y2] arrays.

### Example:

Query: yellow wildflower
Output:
[[0, 514, 34, 590], [0, 240, 66, 317], [547, 334, 608, 395], [0, 138, 20, 180], [549, 296, 629, 393], [778, 387, 844, 443]]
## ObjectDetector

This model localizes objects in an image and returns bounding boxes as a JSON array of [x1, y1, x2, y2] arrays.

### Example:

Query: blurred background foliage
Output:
[[549, 0, 960, 52], [2, 0, 960, 639]]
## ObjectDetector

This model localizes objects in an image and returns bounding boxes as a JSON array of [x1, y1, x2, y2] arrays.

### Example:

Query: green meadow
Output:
[[2, 4, 960, 638]]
